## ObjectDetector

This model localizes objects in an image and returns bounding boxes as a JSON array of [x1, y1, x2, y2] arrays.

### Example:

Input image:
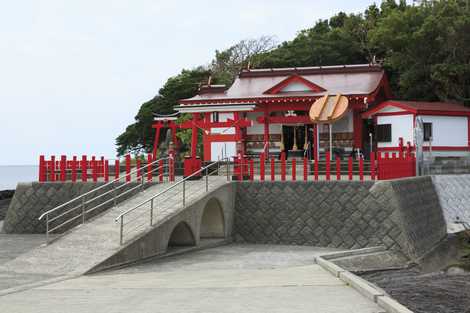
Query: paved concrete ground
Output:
[[0, 233, 54, 291], [0, 244, 384, 313]]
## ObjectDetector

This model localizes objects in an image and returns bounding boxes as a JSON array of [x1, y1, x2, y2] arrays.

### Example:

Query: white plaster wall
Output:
[[211, 113, 235, 134], [419, 115, 468, 147], [246, 112, 281, 135], [377, 114, 414, 147]]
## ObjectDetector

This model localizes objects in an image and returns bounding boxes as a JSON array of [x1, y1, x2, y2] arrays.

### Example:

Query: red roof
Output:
[[180, 64, 386, 105], [362, 100, 470, 118]]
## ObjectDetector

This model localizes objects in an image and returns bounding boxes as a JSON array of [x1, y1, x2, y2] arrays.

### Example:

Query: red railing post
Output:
[[104, 160, 109, 182], [281, 152, 286, 181], [314, 155, 318, 181], [270, 157, 275, 181], [169, 156, 175, 182], [136, 157, 141, 182], [249, 159, 254, 181], [39, 155, 46, 182], [159, 159, 164, 182], [348, 156, 353, 180], [60, 155, 66, 182], [325, 152, 330, 181], [377, 152, 382, 180], [359, 157, 364, 181], [147, 154, 153, 182], [125, 154, 131, 182], [336, 157, 341, 180], [114, 159, 120, 180], [92, 156, 98, 182], [260, 153, 265, 181], [81, 155, 87, 182], [370, 152, 376, 180], [238, 157, 243, 181], [292, 158, 296, 181], [100, 156, 105, 177], [49, 155, 56, 181], [71, 156, 77, 182], [303, 157, 308, 181]]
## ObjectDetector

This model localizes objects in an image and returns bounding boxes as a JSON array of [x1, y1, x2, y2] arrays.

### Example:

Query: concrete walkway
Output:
[[0, 177, 228, 291], [0, 244, 383, 313]]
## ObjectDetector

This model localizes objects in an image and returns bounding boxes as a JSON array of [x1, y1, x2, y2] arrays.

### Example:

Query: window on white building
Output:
[[423, 123, 432, 141], [376, 124, 392, 142]]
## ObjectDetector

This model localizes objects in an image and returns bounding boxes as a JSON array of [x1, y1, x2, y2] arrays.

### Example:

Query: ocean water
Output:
[[0, 165, 38, 190]]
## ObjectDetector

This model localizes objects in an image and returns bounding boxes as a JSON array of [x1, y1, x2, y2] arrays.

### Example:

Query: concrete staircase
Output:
[[0, 177, 228, 292]]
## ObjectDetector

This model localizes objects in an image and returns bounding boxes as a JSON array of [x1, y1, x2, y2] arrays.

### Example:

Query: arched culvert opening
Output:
[[167, 221, 196, 249], [200, 198, 225, 239]]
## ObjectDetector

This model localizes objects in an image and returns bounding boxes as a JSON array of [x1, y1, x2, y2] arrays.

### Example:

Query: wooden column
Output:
[[353, 109, 363, 149]]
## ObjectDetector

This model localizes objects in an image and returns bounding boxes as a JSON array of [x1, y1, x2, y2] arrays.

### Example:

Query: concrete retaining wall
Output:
[[3, 182, 147, 234], [432, 175, 470, 233], [233, 177, 446, 261], [0, 190, 14, 221]]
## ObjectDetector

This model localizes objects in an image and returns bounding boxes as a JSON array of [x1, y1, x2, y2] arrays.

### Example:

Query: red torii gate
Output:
[[152, 112, 251, 177]]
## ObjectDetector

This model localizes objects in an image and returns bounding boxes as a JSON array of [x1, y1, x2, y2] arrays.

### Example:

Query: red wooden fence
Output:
[[38, 154, 172, 183]]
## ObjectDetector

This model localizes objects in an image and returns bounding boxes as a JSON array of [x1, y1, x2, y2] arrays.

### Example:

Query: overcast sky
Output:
[[0, 0, 380, 165]]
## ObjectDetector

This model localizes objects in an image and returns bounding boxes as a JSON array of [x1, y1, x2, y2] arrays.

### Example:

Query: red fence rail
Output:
[[38, 154, 175, 183], [232, 151, 416, 182]]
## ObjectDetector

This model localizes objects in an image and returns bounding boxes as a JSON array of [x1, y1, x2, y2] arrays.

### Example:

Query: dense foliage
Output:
[[116, 0, 470, 156]]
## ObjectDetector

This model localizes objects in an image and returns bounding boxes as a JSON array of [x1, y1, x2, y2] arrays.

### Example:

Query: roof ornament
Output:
[[309, 94, 349, 123]]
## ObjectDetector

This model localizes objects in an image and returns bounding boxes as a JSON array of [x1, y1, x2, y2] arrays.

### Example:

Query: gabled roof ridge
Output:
[[239, 63, 382, 78], [263, 74, 326, 95]]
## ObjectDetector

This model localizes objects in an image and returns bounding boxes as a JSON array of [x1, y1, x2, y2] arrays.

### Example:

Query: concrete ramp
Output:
[[0, 177, 231, 291]]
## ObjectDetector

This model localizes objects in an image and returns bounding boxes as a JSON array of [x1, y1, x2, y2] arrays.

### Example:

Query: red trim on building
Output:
[[374, 111, 414, 117], [263, 74, 326, 94]]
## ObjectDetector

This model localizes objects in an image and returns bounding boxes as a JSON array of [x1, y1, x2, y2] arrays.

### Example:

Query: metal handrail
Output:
[[115, 157, 230, 244], [39, 155, 172, 243]]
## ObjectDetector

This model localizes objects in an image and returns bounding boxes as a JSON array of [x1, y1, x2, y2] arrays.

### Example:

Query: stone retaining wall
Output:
[[432, 175, 470, 232], [233, 177, 446, 261], [3, 182, 149, 234], [0, 190, 14, 221]]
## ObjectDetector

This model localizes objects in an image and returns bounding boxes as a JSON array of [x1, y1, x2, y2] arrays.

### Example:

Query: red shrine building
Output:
[[153, 64, 470, 170]]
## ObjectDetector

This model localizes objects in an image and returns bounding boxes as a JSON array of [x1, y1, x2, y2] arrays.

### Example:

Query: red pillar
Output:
[[39, 155, 46, 182], [71, 156, 77, 182], [370, 152, 376, 180], [303, 157, 308, 181], [147, 154, 153, 182], [336, 157, 341, 180], [114, 159, 120, 180], [292, 158, 296, 181], [92, 157, 98, 182], [313, 124, 318, 161], [249, 159, 254, 181], [60, 155, 67, 182], [325, 151, 330, 181], [104, 160, 109, 182], [49, 155, 56, 182], [353, 109, 363, 149], [125, 154, 131, 182], [81, 155, 87, 182]]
